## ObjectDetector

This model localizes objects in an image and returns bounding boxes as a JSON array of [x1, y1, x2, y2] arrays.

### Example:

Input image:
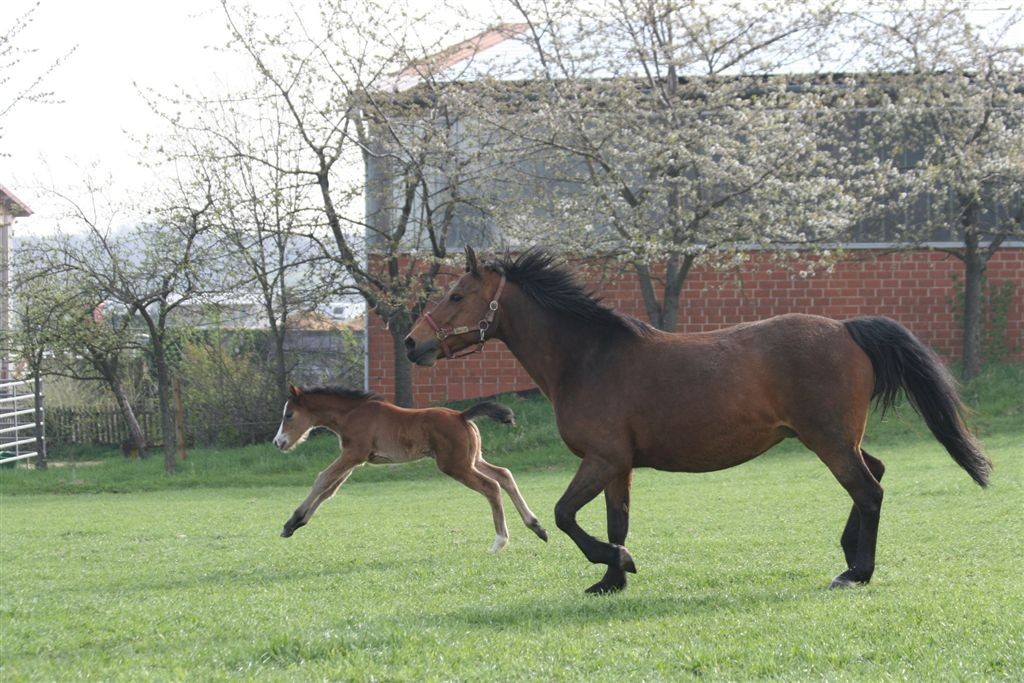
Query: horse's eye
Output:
[[285, 412, 293, 421], [450, 293, 463, 303]]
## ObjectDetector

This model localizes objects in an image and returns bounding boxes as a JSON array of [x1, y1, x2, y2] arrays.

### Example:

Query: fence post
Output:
[[33, 375, 46, 469]]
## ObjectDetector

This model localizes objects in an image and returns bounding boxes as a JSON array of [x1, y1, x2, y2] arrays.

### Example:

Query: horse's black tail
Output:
[[843, 316, 990, 487], [460, 401, 516, 426]]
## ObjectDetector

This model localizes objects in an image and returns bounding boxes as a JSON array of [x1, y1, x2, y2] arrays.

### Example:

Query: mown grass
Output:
[[1, 364, 1021, 680]]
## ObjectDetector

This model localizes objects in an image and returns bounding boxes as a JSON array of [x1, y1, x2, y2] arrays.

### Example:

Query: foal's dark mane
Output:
[[486, 249, 653, 338], [300, 386, 384, 402]]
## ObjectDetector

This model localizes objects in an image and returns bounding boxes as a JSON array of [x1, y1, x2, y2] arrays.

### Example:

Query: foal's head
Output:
[[405, 245, 505, 366], [273, 385, 318, 451]]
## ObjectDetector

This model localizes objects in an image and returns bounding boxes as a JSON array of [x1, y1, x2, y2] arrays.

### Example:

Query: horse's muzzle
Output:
[[404, 337, 439, 366]]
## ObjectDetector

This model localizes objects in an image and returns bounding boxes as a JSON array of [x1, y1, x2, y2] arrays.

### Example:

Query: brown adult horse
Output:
[[404, 247, 990, 594], [273, 385, 548, 552]]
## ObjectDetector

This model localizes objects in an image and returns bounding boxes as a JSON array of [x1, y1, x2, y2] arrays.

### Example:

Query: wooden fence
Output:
[[46, 405, 162, 451], [45, 404, 281, 453]]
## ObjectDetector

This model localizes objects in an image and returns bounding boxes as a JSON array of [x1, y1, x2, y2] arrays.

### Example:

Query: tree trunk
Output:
[[632, 254, 694, 332], [109, 375, 147, 459], [960, 198, 985, 381], [273, 326, 289, 403], [387, 313, 414, 407], [151, 339, 177, 474], [961, 242, 985, 381], [634, 262, 666, 329]]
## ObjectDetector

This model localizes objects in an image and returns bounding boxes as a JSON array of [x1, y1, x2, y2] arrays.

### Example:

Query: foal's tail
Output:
[[460, 401, 516, 426], [843, 316, 991, 487]]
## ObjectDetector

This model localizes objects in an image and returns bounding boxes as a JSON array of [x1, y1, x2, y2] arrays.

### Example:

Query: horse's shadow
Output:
[[435, 579, 818, 630]]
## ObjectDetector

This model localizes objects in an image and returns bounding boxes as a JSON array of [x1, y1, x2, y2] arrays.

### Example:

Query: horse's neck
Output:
[[496, 293, 600, 400]]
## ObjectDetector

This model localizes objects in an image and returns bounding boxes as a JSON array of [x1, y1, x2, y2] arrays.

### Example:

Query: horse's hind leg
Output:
[[441, 463, 510, 553], [475, 458, 549, 542], [813, 443, 884, 588], [840, 450, 885, 570]]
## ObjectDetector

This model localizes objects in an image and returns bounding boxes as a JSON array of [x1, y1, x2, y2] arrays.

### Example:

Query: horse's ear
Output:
[[464, 245, 479, 275], [289, 385, 302, 398]]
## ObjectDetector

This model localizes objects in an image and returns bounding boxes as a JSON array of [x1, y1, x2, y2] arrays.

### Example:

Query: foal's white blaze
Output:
[[272, 402, 289, 450], [489, 533, 509, 553]]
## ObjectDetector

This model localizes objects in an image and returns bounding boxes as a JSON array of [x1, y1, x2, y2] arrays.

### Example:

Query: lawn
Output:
[[1, 367, 1022, 681]]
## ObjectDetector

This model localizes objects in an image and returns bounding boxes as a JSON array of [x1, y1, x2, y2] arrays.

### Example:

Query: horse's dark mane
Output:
[[486, 249, 654, 338], [300, 386, 385, 402]]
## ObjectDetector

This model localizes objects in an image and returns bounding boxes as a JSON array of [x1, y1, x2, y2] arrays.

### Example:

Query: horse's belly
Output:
[[636, 426, 792, 473]]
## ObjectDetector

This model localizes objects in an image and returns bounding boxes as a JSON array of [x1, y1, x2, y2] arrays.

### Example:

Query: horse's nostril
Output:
[[404, 336, 416, 352]]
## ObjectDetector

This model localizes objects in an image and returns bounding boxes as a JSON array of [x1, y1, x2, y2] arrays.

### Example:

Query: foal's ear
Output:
[[289, 384, 303, 398], [464, 245, 479, 275]]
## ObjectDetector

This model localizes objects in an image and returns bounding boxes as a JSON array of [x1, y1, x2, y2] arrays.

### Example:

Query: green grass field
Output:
[[1, 366, 1022, 681]]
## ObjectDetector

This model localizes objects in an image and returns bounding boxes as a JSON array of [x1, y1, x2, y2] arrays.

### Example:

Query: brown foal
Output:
[[273, 385, 548, 552]]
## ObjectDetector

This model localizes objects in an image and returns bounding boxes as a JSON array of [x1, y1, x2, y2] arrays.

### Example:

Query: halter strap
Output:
[[423, 273, 506, 360]]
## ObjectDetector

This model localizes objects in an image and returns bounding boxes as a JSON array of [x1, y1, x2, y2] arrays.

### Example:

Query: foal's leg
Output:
[[439, 461, 510, 553], [840, 450, 886, 570], [475, 458, 548, 542], [554, 456, 636, 591], [813, 444, 884, 588], [587, 470, 633, 595], [281, 450, 365, 537]]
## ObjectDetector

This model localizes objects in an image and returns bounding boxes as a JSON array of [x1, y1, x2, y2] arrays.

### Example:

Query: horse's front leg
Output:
[[586, 470, 633, 595], [281, 450, 365, 537], [554, 456, 636, 593]]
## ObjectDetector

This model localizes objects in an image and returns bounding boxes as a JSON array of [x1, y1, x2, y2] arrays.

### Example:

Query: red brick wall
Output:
[[367, 248, 1024, 406]]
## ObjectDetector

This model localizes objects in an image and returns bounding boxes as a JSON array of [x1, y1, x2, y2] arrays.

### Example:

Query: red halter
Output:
[[421, 274, 506, 360]]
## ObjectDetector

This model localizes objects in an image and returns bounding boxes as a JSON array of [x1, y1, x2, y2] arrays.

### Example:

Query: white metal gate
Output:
[[0, 378, 45, 466]]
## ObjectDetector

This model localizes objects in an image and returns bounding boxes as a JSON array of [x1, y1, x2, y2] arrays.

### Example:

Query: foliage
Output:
[[19, 176, 232, 472], [846, 0, 1024, 378], [178, 333, 281, 447], [462, 0, 867, 330], [152, 0, 513, 404]]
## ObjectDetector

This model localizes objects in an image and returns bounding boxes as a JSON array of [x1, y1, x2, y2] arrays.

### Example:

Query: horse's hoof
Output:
[[829, 571, 866, 589], [531, 523, 549, 542], [280, 528, 293, 538], [585, 578, 626, 595], [616, 545, 637, 574]]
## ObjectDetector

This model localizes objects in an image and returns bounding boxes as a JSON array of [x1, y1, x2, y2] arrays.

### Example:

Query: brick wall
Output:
[[367, 248, 1024, 406]]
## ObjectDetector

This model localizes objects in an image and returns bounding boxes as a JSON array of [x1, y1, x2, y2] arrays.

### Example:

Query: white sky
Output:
[[1, 0, 483, 238], [3, 1, 248, 235]]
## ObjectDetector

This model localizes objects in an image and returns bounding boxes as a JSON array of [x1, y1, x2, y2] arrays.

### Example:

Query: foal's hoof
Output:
[[530, 521, 549, 542], [280, 528, 294, 538], [615, 545, 637, 574], [829, 570, 867, 589]]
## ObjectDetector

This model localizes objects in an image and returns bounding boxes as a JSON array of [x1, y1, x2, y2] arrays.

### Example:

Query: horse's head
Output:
[[273, 385, 318, 451], [405, 246, 506, 366]]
